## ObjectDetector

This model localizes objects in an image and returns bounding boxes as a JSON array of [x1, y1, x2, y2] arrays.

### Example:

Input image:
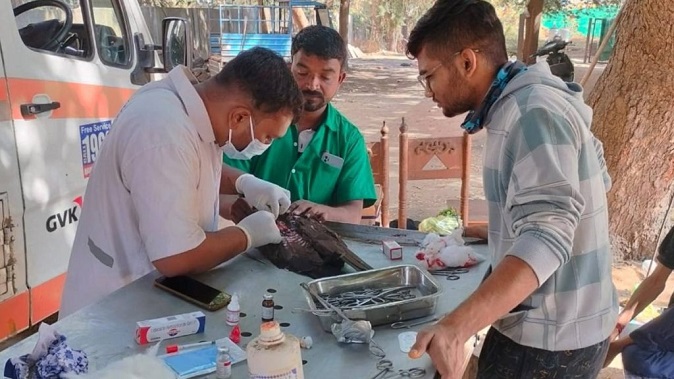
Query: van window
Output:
[[91, 0, 131, 67], [12, 0, 93, 59]]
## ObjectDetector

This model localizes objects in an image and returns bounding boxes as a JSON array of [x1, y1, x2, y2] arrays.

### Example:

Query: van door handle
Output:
[[20, 101, 61, 117]]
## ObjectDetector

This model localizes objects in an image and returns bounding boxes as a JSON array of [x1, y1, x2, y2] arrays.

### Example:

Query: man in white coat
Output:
[[60, 47, 303, 317]]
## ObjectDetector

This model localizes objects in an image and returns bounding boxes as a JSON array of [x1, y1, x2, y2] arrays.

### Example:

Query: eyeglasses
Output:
[[416, 49, 481, 92], [417, 63, 443, 92]]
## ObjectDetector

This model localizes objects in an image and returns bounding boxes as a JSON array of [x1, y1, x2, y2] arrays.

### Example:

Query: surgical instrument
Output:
[[390, 317, 439, 329]]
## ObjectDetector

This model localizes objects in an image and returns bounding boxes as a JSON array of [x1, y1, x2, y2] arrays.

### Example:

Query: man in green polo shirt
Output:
[[222, 25, 376, 224]]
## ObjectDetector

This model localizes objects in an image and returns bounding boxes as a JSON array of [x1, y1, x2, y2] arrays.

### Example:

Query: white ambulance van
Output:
[[0, 0, 191, 341]]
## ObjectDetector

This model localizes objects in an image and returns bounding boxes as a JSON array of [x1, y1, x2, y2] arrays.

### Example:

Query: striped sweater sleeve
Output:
[[502, 107, 586, 285]]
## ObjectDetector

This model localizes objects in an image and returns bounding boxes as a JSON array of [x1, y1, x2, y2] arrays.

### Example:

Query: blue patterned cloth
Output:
[[461, 60, 528, 134], [4, 333, 88, 379]]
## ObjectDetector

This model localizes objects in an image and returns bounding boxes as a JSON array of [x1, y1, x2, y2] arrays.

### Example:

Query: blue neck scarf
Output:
[[461, 61, 528, 134]]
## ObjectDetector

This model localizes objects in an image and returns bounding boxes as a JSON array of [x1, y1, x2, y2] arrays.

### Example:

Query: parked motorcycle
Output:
[[532, 29, 575, 82]]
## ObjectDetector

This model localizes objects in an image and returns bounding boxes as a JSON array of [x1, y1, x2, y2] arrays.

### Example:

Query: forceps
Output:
[[371, 360, 426, 378]]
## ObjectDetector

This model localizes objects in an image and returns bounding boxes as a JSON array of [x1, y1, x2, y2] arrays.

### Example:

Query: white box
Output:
[[382, 240, 403, 260], [135, 311, 206, 345]]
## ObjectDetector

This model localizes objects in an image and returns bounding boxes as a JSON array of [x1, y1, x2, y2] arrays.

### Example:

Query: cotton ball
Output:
[[300, 336, 313, 349], [421, 233, 441, 247]]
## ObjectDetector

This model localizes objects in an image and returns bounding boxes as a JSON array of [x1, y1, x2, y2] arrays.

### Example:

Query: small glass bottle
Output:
[[215, 346, 232, 379], [261, 294, 275, 322]]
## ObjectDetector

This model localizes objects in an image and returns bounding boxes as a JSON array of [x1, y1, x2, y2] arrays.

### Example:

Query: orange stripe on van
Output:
[[0, 291, 29, 342], [6, 78, 136, 120], [30, 273, 66, 324], [0, 78, 10, 123]]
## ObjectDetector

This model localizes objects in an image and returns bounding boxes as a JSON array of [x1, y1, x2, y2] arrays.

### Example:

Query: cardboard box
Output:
[[136, 311, 206, 345], [382, 240, 403, 260]]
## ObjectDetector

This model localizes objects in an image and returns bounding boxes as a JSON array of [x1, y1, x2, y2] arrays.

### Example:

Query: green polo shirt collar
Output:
[[224, 102, 377, 208]]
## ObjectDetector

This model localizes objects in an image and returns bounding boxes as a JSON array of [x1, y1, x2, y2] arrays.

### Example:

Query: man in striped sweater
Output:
[[406, 1, 618, 378]]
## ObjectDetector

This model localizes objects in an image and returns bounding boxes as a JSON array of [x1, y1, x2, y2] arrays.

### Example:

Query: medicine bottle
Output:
[[226, 293, 240, 326], [215, 346, 232, 379], [261, 294, 275, 322], [247, 321, 304, 379]]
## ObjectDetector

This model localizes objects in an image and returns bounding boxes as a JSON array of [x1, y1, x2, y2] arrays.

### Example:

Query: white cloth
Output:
[[60, 67, 223, 317]]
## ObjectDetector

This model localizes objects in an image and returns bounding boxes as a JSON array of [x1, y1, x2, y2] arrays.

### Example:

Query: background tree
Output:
[[587, 0, 674, 260], [339, 0, 350, 69]]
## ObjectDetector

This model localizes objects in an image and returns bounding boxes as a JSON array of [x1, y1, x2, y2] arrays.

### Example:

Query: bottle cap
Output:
[[263, 294, 273, 301], [228, 293, 240, 309], [259, 321, 284, 344], [229, 325, 241, 344]]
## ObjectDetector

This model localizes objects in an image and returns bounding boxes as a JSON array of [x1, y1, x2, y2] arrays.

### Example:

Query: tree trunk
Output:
[[258, 0, 270, 34], [339, 0, 350, 69], [384, 17, 398, 52], [292, 8, 310, 31], [587, 0, 674, 261], [339, 1, 350, 45], [520, 0, 544, 64]]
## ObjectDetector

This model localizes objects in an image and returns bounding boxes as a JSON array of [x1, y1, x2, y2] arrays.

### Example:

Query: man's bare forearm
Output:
[[439, 255, 540, 340], [323, 200, 364, 224], [153, 227, 248, 277], [619, 264, 671, 325], [219, 194, 240, 220], [220, 164, 246, 195]]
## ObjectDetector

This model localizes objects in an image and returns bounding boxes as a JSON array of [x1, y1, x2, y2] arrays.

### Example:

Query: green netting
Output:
[[542, 6, 619, 37]]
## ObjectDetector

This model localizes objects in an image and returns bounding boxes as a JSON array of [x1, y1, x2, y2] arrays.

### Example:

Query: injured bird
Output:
[[232, 198, 372, 278]]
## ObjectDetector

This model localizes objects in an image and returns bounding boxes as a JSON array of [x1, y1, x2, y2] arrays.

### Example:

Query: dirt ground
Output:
[[333, 53, 674, 378]]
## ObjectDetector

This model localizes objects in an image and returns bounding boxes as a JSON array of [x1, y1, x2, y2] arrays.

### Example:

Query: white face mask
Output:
[[223, 116, 271, 160]]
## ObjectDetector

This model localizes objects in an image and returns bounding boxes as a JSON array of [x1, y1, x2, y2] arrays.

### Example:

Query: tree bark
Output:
[[339, 0, 350, 45], [520, 0, 544, 64], [258, 0, 270, 34], [339, 0, 350, 68], [292, 8, 310, 31], [587, 0, 674, 261]]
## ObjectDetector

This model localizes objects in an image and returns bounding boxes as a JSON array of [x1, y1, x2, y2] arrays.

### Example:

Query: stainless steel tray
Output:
[[303, 264, 443, 331]]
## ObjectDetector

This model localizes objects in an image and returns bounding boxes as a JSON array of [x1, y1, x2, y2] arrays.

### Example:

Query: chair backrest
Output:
[[364, 122, 390, 227], [398, 117, 471, 228]]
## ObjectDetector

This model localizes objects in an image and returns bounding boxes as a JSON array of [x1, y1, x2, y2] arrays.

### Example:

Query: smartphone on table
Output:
[[154, 275, 231, 311]]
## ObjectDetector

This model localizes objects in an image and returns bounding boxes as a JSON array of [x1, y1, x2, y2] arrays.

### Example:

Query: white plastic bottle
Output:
[[226, 293, 240, 326], [246, 321, 304, 379]]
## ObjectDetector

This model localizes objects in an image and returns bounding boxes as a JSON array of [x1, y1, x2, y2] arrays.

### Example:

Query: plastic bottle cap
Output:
[[259, 321, 284, 344], [263, 294, 273, 300], [228, 294, 240, 310]]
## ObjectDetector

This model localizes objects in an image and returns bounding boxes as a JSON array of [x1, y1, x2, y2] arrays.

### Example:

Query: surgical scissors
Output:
[[370, 359, 394, 379], [323, 286, 416, 309], [390, 316, 439, 329], [396, 368, 426, 377], [370, 360, 426, 378], [432, 268, 469, 280]]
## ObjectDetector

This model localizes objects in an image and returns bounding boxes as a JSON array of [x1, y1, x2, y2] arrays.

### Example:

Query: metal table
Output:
[[0, 223, 490, 378]]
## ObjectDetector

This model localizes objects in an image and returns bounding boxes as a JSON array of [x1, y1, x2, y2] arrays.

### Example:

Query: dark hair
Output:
[[215, 47, 303, 121], [291, 25, 347, 69], [406, 0, 507, 67]]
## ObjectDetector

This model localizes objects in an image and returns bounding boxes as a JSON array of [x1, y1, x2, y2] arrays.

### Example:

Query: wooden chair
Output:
[[398, 117, 477, 228], [363, 122, 390, 227]]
